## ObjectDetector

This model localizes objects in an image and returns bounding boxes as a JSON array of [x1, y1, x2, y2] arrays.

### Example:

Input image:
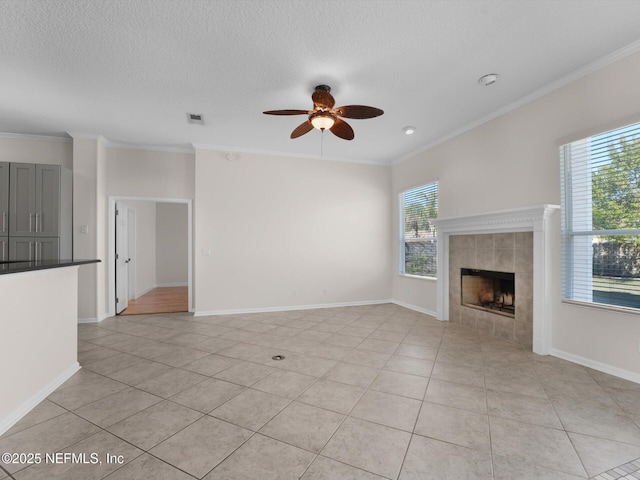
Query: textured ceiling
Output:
[[1, 0, 640, 164]]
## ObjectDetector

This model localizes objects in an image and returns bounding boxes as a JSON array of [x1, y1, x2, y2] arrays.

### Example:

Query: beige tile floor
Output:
[[2, 304, 640, 479]]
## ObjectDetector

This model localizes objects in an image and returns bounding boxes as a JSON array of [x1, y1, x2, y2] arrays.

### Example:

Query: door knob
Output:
[[125, 258, 131, 263]]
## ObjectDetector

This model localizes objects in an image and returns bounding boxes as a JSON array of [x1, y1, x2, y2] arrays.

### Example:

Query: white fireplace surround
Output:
[[433, 205, 560, 355]]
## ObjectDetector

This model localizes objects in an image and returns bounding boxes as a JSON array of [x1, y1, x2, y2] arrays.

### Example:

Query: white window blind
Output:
[[560, 121, 640, 311], [400, 182, 438, 277]]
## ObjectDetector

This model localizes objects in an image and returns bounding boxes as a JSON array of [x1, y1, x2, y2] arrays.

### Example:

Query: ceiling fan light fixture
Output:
[[310, 112, 335, 130]]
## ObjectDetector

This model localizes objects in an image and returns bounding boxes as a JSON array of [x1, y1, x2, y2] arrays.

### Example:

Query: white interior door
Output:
[[115, 202, 129, 314], [127, 209, 136, 300]]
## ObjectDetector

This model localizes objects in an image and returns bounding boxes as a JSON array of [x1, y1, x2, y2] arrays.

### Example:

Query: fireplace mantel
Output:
[[433, 205, 559, 355]]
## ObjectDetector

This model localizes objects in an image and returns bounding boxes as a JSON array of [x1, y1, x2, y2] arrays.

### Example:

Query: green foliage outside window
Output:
[[401, 182, 438, 277], [592, 136, 640, 241]]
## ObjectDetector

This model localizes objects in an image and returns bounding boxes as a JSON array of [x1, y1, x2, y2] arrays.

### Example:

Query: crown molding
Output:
[[65, 134, 194, 154], [67, 132, 104, 141], [105, 140, 194, 154], [0, 132, 71, 143], [393, 38, 640, 166], [191, 142, 390, 167]]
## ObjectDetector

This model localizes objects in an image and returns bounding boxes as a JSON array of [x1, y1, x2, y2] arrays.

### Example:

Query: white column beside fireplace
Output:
[[433, 205, 559, 355]]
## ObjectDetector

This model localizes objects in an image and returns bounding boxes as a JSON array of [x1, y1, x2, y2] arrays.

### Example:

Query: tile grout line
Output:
[[40, 361, 257, 479], [103, 311, 343, 479], [394, 323, 443, 480], [202, 308, 382, 479], [66, 406, 203, 479], [530, 356, 591, 478], [481, 331, 497, 480], [292, 320, 398, 478], [294, 312, 413, 479]]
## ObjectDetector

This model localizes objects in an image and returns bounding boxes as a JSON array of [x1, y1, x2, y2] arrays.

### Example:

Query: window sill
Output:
[[561, 298, 640, 317], [398, 274, 437, 282]]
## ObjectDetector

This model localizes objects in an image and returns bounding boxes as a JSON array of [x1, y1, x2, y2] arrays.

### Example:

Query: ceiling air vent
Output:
[[187, 113, 204, 125]]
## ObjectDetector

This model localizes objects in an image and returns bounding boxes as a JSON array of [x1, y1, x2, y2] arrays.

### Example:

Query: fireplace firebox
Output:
[[461, 268, 515, 317]]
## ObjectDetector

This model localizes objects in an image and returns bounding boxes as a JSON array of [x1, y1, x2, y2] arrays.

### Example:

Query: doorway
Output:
[[119, 286, 189, 315], [108, 196, 193, 317]]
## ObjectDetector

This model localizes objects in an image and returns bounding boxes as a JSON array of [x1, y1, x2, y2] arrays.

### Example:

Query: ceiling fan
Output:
[[263, 85, 383, 140]]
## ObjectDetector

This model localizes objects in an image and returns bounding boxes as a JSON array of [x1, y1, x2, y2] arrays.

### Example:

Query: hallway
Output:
[[121, 287, 188, 315]]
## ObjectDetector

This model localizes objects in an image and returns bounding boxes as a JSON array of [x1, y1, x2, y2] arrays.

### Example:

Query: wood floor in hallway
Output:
[[120, 286, 188, 315]]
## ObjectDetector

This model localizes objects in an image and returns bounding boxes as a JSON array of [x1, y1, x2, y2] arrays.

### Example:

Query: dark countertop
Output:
[[0, 259, 100, 275]]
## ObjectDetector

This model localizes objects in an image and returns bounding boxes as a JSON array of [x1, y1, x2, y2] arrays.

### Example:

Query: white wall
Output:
[[96, 139, 107, 318], [392, 51, 640, 376], [194, 149, 392, 313], [105, 147, 195, 199], [0, 267, 79, 435], [156, 202, 188, 286], [73, 136, 100, 320], [0, 135, 72, 169], [122, 200, 157, 297]]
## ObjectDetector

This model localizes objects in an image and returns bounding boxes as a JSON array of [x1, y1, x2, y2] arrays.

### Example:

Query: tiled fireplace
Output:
[[449, 232, 533, 346], [433, 205, 559, 355]]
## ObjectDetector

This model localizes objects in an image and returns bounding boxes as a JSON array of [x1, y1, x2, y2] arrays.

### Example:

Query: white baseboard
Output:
[[133, 283, 188, 300], [78, 317, 99, 324], [134, 284, 157, 299], [550, 348, 640, 385], [391, 300, 438, 318], [194, 299, 393, 317], [0, 363, 81, 436], [78, 312, 111, 324]]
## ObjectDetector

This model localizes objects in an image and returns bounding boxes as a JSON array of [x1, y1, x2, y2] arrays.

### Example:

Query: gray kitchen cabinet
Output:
[[10, 237, 34, 261], [35, 164, 61, 237], [0, 162, 8, 236], [9, 237, 59, 261], [0, 237, 7, 261], [9, 163, 36, 236], [6, 162, 71, 261], [10, 163, 63, 237], [36, 237, 60, 261]]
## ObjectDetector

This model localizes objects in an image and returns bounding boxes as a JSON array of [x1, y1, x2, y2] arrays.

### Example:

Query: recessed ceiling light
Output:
[[403, 126, 416, 135], [478, 74, 499, 86], [187, 113, 204, 125]]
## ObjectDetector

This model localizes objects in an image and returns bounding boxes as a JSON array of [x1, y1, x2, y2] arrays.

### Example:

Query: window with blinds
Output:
[[399, 182, 438, 277], [560, 121, 640, 311]]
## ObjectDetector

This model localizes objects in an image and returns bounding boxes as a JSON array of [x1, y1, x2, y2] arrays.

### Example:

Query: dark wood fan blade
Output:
[[312, 89, 335, 109], [335, 105, 384, 119], [330, 118, 354, 140], [290, 120, 314, 139], [263, 109, 309, 115]]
